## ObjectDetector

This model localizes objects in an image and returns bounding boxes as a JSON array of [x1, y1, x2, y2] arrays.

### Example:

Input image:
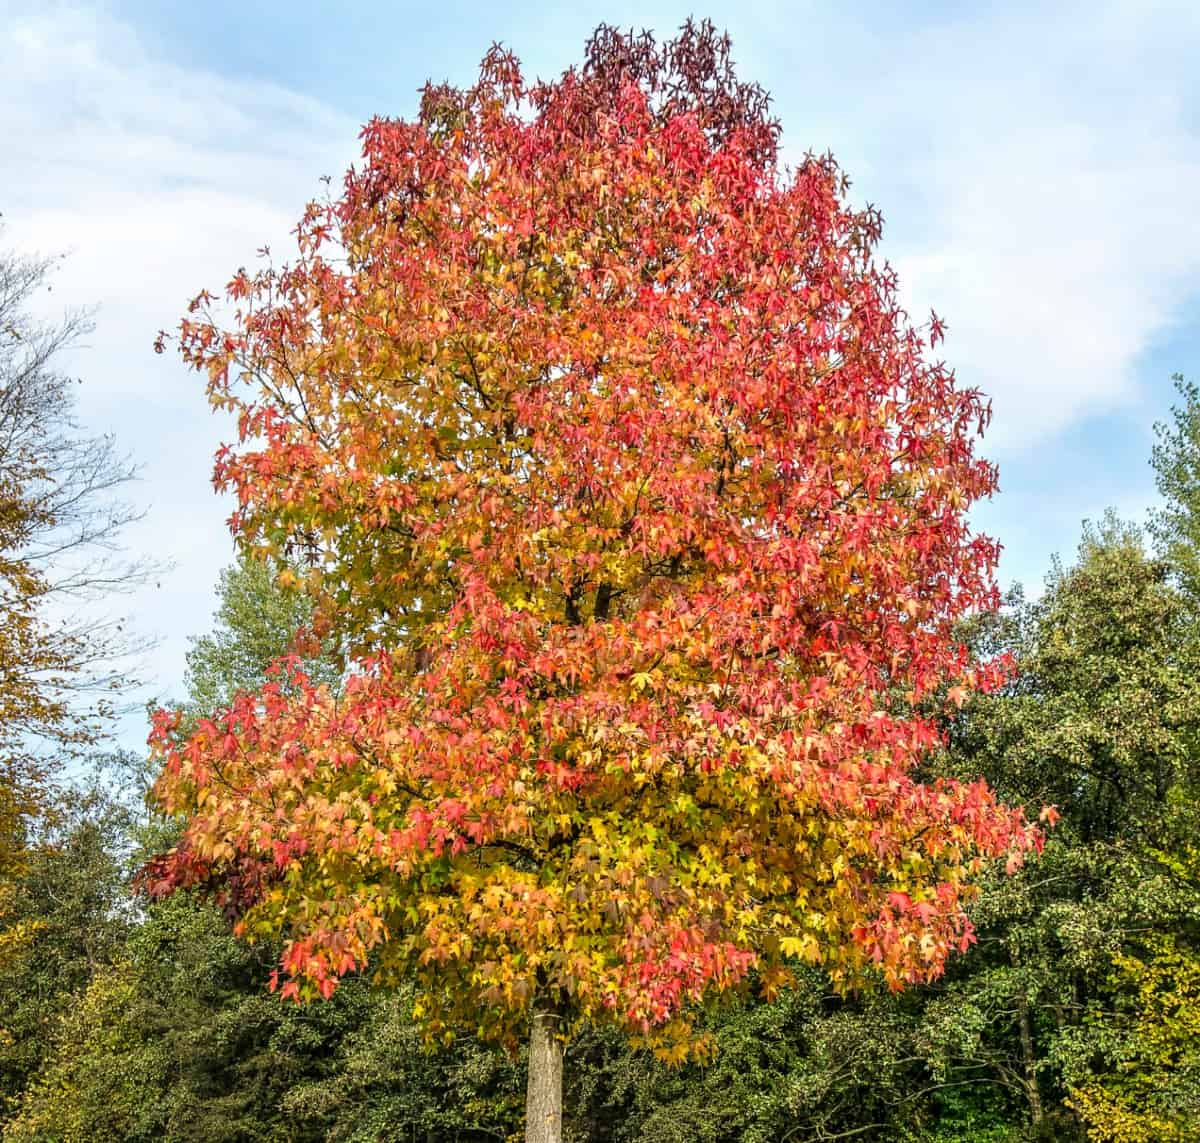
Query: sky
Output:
[[2, 0, 1198, 748]]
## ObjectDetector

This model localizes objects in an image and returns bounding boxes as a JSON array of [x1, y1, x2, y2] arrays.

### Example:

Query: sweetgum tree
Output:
[[146, 23, 1041, 1142]]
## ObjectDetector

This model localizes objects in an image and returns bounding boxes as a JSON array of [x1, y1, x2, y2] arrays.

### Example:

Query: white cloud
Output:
[[774, 0, 1200, 454], [900, 107, 1200, 451], [1, 3, 359, 743]]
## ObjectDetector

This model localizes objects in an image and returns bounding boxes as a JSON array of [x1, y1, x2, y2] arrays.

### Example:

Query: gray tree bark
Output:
[[524, 997, 564, 1143]]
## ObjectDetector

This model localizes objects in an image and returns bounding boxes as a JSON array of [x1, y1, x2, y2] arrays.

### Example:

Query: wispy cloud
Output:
[[1, 3, 358, 731], [767, 0, 1200, 453]]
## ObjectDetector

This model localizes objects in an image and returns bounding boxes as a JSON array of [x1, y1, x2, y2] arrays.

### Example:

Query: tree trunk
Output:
[[1016, 988, 1044, 1132], [525, 997, 563, 1143]]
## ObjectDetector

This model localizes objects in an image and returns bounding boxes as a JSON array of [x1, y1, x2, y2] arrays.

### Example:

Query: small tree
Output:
[[1151, 374, 1200, 603], [181, 552, 341, 724], [147, 23, 1040, 1141]]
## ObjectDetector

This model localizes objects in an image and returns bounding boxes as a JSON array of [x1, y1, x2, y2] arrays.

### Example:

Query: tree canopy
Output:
[[145, 25, 1040, 1140]]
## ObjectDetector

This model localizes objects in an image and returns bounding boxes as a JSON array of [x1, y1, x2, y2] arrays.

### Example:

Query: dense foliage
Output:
[[0, 21, 1197, 1143], [146, 38, 1038, 1141], [6, 479, 1200, 1141]]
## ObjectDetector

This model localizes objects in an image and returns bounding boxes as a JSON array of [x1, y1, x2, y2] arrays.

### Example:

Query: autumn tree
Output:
[[0, 236, 149, 813], [147, 22, 1040, 1141], [0, 233, 149, 979], [1076, 833, 1200, 1143]]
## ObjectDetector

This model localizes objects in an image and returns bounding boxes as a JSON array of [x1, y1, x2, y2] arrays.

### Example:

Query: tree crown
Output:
[[148, 23, 1039, 1051]]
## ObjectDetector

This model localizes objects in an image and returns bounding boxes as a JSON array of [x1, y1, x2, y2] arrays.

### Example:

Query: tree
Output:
[[1063, 791, 1200, 1143], [1047, 383, 1200, 1143], [918, 516, 1200, 1140], [1068, 930, 1200, 1143], [0, 782, 135, 1121], [0, 231, 150, 1124], [181, 554, 341, 726], [1151, 374, 1200, 603], [147, 22, 1040, 1141], [0, 233, 148, 867], [951, 517, 1199, 847]]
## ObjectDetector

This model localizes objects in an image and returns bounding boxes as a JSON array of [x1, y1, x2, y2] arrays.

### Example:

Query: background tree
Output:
[[1068, 923, 1200, 1142], [0, 233, 149, 868], [0, 225, 154, 1133], [0, 780, 135, 1122], [1055, 381, 1200, 1143], [1151, 374, 1200, 604], [181, 555, 341, 726], [910, 516, 1200, 1141], [148, 21, 1038, 1142]]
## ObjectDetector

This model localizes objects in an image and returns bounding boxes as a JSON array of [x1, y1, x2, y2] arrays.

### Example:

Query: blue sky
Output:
[[3, 1, 1198, 744]]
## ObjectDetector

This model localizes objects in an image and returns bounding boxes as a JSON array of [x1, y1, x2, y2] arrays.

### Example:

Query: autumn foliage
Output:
[[146, 23, 1040, 1053]]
